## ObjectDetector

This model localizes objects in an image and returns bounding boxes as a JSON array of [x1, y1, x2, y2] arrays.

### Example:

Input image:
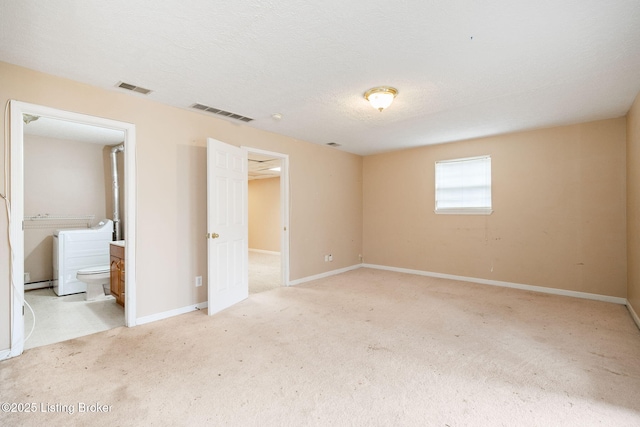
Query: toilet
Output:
[[76, 266, 112, 301]]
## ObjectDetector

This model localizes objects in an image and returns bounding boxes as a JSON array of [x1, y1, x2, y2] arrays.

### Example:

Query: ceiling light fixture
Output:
[[364, 86, 398, 112]]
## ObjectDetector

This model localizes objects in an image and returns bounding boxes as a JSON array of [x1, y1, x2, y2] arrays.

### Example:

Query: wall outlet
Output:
[[328, 254, 333, 262], [324, 255, 329, 262], [24, 272, 30, 283], [195, 276, 202, 287]]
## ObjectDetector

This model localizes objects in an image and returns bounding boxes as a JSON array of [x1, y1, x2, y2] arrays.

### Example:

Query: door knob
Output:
[[208, 233, 220, 239]]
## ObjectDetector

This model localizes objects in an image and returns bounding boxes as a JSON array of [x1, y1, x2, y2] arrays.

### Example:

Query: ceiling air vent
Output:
[[116, 81, 152, 95], [327, 142, 341, 147], [191, 103, 253, 122]]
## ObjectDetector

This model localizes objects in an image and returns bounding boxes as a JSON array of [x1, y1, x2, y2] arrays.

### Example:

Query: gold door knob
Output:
[[210, 233, 220, 239]]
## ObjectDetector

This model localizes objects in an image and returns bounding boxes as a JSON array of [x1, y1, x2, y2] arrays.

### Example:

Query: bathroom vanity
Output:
[[110, 241, 125, 307]]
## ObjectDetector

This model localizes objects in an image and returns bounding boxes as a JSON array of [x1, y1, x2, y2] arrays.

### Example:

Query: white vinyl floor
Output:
[[23, 288, 125, 350], [22, 251, 281, 350]]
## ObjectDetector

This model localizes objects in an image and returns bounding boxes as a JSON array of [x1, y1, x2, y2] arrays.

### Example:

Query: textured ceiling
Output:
[[2, 1, 640, 156]]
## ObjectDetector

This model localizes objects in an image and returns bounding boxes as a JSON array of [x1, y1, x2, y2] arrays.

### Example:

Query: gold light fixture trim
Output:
[[364, 86, 398, 112]]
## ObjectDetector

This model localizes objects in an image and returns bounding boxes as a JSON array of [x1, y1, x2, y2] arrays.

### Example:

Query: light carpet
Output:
[[248, 250, 281, 294], [2, 268, 639, 426]]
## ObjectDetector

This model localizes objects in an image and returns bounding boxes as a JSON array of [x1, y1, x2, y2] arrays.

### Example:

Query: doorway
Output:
[[205, 139, 289, 315], [248, 151, 285, 294], [7, 101, 137, 359], [245, 147, 290, 292]]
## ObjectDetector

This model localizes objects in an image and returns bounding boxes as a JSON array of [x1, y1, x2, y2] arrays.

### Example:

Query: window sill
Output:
[[434, 208, 493, 215]]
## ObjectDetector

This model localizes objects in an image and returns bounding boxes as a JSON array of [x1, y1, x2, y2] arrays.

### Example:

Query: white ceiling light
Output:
[[364, 86, 398, 112]]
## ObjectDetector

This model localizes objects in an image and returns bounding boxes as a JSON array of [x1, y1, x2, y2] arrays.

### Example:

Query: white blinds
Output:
[[435, 156, 492, 214]]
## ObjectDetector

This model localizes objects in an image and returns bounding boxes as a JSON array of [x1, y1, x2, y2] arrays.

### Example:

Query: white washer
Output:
[[52, 220, 113, 296]]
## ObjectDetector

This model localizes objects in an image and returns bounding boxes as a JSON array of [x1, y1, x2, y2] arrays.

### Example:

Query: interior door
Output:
[[207, 138, 249, 315]]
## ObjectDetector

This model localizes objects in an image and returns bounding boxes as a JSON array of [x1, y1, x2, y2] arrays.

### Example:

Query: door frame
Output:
[[7, 101, 137, 359], [243, 146, 290, 287]]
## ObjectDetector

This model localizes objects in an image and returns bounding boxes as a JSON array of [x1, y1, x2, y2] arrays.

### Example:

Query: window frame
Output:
[[434, 155, 493, 215]]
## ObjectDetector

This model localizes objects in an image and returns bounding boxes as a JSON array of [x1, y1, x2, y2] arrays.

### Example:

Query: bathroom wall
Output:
[[248, 177, 281, 252], [23, 134, 108, 283], [0, 61, 364, 351]]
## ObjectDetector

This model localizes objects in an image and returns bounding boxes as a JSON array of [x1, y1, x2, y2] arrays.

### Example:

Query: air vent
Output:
[[190, 103, 253, 122], [327, 142, 341, 147], [116, 82, 152, 95]]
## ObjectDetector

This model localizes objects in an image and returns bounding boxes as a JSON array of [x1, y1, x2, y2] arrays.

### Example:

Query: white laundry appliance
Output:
[[52, 220, 113, 296]]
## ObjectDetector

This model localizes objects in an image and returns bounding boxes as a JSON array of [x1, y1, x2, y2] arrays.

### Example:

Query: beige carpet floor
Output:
[[2, 268, 639, 426], [248, 250, 281, 294]]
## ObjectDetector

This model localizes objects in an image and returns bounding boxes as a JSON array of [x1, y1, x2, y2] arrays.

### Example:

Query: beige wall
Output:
[[628, 92, 640, 315], [0, 61, 363, 351], [23, 135, 109, 283], [363, 118, 627, 298], [248, 177, 280, 252]]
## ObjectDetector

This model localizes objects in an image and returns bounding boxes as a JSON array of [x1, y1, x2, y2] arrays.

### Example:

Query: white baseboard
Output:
[[0, 345, 22, 361], [363, 264, 628, 305], [138, 263, 360, 324], [249, 248, 281, 255], [627, 301, 640, 331], [136, 301, 208, 325], [24, 281, 52, 291], [288, 264, 362, 287]]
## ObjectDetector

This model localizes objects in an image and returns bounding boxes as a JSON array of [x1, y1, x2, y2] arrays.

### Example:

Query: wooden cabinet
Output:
[[110, 243, 125, 307]]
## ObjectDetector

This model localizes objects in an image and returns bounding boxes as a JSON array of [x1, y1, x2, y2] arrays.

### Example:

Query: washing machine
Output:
[[52, 219, 113, 296]]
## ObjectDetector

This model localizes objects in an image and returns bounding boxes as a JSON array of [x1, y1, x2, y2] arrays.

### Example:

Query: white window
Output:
[[435, 155, 492, 214]]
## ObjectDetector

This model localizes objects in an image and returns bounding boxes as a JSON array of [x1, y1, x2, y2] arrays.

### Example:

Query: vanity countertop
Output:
[[110, 240, 125, 247]]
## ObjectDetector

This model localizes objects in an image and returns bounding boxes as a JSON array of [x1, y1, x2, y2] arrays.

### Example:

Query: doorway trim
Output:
[[7, 101, 137, 359], [243, 146, 290, 286]]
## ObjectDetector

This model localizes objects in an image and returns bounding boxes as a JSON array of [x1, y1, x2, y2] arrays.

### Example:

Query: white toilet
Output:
[[76, 266, 112, 301]]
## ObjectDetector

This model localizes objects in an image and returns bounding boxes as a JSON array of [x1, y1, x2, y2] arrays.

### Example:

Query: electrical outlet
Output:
[[328, 254, 333, 262], [195, 276, 202, 287], [324, 255, 329, 262]]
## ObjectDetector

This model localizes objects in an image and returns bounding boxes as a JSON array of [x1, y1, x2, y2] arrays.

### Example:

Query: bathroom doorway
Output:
[[8, 101, 137, 358]]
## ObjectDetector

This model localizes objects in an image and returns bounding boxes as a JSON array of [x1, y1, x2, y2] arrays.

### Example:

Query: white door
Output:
[[207, 138, 248, 315]]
